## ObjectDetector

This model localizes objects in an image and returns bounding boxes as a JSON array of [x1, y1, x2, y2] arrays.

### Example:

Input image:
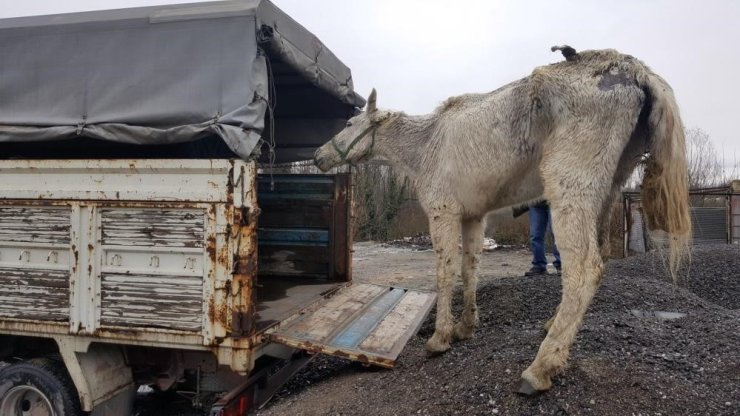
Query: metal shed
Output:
[[623, 182, 740, 255]]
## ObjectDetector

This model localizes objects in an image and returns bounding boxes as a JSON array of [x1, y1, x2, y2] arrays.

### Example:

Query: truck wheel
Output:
[[0, 358, 82, 416]]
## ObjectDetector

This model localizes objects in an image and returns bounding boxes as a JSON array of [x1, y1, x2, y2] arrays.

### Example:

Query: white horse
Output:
[[314, 46, 691, 394]]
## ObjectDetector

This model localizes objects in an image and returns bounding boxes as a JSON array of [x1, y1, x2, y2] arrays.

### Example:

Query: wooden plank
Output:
[[330, 288, 406, 348], [268, 284, 436, 368], [0, 268, 71, 289], [0, 207, 71, 244], [100, 315, 201, 331], [273, 283, 385, 343], [101, 293, 203, 304], [101, 208, 205, 247], [0, 310, 68, 321], [359, 291, 436, 354], [0, 265, 70, 322], [254, 278, 341, 331], [102, 273, 203, 287], [0, 295, 69, 307], [100, 300, 202, 314], [0, 285, 69, 296], [100, 284, 202, 297], [100, 270, 203, 331]]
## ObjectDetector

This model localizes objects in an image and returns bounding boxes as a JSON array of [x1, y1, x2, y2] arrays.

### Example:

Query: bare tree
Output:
[[685, 127, 725, 188], [624, 127, 729, 190], [352, 163, 410, 241]]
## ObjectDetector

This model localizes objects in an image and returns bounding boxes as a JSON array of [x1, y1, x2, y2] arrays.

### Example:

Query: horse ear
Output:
[[366, 88, 377, 113]]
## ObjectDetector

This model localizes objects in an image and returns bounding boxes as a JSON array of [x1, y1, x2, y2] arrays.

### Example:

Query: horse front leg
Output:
[[453, 217, 484, 341], [425, 211, 462, 355]]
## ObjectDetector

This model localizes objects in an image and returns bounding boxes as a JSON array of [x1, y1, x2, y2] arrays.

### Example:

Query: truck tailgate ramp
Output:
[[268, 283, 435, 368]]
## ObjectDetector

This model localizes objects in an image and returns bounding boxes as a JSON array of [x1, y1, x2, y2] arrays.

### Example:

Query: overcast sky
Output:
[[1, 0, 738, 171]]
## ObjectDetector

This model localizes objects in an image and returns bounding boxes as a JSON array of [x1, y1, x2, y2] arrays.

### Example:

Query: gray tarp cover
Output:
[[0, 0, 364, 160]]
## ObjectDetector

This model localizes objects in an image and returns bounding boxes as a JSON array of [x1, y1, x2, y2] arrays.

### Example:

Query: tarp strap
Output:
[[76, 116, 87, 136]]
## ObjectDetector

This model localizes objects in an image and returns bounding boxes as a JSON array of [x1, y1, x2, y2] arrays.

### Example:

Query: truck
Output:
[[0, 2, 435, 415]]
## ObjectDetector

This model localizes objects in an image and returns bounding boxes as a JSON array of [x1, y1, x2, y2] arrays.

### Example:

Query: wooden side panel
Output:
[[101, 209, 205, 248], [0, 207, 71, 244], [99, 208, 206, 332], [0, 206, 71, 322], [100, 273, 203, 331], [0, 268, 69, 321]]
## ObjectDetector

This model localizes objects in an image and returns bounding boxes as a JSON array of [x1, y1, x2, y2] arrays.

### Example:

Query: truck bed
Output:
[[0, 159, 260, 373], [0, 159, 433, 378]]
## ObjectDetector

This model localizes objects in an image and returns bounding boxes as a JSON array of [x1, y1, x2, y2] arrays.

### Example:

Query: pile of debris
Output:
[[384, 234, 501, 251]]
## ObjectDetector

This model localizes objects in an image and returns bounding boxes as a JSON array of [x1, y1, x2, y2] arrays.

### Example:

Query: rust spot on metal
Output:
[[226, 164, 235, 206], [207, 298, 229, 332], [206, 235, 217, 260]]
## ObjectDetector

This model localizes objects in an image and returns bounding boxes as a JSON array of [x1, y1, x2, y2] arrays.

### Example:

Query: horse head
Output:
[[314, 88, 392, 171]]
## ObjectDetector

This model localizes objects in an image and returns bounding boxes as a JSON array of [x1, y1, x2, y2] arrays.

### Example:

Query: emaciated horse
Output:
[[314, 46, 691, 394]]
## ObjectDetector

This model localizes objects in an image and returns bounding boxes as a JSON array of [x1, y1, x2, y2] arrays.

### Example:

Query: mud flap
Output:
[[267, 283, 435, 368]]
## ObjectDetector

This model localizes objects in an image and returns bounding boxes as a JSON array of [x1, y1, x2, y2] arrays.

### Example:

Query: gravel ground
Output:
[[259, 244, 740, 416]]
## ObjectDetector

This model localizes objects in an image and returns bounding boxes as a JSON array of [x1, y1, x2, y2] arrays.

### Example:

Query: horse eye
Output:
[[346, 121, 352, 127]]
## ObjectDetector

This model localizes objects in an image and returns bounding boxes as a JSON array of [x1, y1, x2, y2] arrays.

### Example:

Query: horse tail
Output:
[[639, 71, 692, 280]]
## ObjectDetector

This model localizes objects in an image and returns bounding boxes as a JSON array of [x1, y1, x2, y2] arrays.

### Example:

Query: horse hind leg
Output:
[[543, 185, 617, 334], [453, 217, 485, 341], [519, 188, 608, 393], [541, 196, 610, 334], [542, 126, 643, 335]]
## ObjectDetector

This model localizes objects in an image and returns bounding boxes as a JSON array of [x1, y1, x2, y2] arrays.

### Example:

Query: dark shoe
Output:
[[524, 267, 548, 277]]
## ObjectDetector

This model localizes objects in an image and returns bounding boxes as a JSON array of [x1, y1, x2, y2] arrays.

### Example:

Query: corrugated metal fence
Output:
[[623, 183, 740, 255]]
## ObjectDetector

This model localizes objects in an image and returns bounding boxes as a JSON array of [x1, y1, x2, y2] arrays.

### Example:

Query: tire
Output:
[[0, 358, 82, 416]]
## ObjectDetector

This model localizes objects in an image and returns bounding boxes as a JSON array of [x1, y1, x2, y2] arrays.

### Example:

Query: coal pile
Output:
[[261, 244, 740, 416]]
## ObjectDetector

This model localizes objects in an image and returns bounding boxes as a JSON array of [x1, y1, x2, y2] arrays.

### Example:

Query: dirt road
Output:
[[352, 241, 536, 291]]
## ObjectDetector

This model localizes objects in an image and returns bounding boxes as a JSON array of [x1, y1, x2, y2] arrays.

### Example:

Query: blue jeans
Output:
[[529, 204, 561, 270]]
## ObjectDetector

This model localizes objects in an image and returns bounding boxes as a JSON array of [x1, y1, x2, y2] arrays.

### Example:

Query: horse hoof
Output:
[[425, 336, 451, 356], [453, 323, 474, 341], [516, 378, 545, 396]]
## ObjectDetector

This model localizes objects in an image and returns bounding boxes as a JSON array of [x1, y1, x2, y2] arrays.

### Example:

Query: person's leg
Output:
[[548, 208, 562, 271], [527, 205, 548, 274]]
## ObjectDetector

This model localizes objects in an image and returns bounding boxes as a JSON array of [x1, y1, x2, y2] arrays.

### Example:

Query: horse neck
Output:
[[374, 113, 437, 179]]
